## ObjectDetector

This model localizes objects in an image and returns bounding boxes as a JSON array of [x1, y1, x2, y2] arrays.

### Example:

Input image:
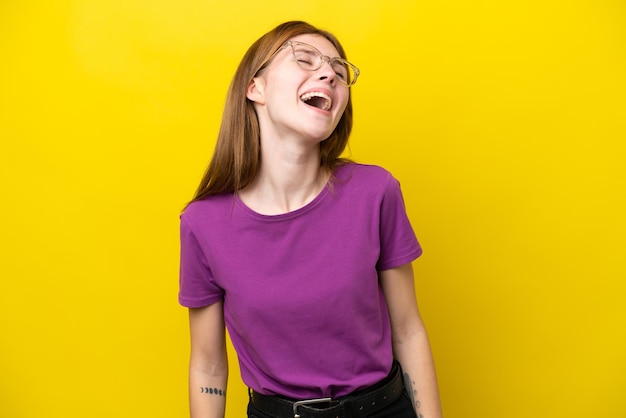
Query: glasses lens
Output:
[[290, 42, 358, 86], [291, 44, 320, 71], [331, 60, 357, 86]]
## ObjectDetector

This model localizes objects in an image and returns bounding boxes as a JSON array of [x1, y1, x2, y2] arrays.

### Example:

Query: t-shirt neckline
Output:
[[234, 170, 342, 221]]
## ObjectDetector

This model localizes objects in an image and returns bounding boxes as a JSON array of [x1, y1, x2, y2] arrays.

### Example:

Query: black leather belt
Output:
[[249, 362, 405, 418]]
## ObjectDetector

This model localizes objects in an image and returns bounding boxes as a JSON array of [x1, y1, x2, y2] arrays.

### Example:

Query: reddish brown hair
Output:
[[190, 21, 354, 203]]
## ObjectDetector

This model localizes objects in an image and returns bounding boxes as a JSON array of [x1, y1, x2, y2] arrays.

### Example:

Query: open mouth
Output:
[[300, 91, 332, 111]]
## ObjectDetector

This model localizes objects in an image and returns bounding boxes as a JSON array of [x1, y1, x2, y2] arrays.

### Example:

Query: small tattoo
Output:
[[403, 372, 424, 418], [200, 387, 226, 396]]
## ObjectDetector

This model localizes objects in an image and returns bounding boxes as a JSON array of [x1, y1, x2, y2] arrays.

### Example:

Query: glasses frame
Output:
[[278, 41, 360, 87]]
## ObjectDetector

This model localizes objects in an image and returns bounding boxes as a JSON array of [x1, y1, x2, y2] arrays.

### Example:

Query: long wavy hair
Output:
[[190, 21, 354, 203]]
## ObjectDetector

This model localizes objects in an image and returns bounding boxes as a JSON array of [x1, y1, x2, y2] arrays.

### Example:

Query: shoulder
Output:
[[181, 193, 234, 227], [335, 163, 395, 187], [334, 163, 400, 197]]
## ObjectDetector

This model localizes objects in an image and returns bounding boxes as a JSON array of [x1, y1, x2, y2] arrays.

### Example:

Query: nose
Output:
[[317, 59, 337, 84]]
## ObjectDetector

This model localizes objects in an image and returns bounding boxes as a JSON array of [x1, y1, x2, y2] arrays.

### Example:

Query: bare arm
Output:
[[188, 301, 228, 418], [380, 263, 443, 418]]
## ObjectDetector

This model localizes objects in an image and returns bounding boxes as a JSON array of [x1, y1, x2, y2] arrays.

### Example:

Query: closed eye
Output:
[[332, 62, 348, 81], [294, 49, 318, 67], [297, 57, 315, 65]]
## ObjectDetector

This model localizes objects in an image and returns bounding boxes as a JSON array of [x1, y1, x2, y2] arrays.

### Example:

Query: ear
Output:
[[246, 77, 265, 104]]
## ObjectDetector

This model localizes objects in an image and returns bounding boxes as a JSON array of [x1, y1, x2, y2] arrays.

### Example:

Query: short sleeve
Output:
[[178, 216, 224, 308], [376, 175, 422, 271]]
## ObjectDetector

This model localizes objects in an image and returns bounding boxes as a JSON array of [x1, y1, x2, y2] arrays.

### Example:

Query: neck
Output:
[[239, 135, 328, 215]]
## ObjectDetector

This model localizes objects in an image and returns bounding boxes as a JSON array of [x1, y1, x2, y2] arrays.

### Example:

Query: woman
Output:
[[179, 21, 442, 418]]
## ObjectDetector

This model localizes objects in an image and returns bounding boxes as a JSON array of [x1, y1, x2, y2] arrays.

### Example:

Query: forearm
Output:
[[393, 330, 442, 418], [189, 362, 228, 418], [187, 303, 229, 418]]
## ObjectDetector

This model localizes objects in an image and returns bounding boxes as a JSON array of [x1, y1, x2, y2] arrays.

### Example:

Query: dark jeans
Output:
[[247, 391, 417, 418]]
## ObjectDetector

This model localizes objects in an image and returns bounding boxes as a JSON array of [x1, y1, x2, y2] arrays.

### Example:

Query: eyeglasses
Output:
[[281, 41, 360, 86]]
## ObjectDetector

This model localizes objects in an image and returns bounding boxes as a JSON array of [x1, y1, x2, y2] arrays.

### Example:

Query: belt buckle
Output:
[[292, 397, 333, 418]]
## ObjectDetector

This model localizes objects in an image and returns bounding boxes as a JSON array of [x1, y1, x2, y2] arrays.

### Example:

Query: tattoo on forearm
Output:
[[200, 387, 226, 396], [403, 372, 424, 418]]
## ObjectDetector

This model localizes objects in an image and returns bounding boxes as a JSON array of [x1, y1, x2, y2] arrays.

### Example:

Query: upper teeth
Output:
[[300, 91, 332, 111]]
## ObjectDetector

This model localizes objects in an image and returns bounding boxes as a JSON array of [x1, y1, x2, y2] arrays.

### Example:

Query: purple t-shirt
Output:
[[179, 163, 421, 398]]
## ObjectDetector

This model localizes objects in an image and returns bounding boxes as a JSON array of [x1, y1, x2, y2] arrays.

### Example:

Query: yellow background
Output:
[[1, 0, 624, 417]]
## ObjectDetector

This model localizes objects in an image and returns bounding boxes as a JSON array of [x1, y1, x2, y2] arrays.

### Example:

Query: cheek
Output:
[[336, 92, 350, 114]]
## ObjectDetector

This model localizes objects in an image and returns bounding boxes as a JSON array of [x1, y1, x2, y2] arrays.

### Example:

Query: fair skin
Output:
[[240, 34, 350, 214], [380, 263, 443, 418], [188, 302, 228, 418], [188, 34, 442, 418]]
